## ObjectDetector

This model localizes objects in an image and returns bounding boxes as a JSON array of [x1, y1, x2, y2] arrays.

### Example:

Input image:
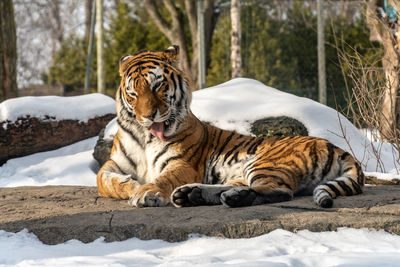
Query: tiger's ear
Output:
[[119, 54, 133, 76], [162, 45, 179, 64]]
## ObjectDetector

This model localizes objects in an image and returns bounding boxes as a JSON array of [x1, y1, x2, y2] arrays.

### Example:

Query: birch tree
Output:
[[231, 0, 241, 78], [96, 0, 105, 94]]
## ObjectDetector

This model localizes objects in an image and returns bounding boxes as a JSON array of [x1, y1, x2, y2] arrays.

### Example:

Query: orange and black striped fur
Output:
[[97, 45, 364, 208]]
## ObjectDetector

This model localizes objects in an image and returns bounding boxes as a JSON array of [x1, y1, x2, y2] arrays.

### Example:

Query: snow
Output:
[[0, 93, 116, 128], [0, 137, 98, 187], [1, 78, 400, 265], [1, 228, 400, 266]]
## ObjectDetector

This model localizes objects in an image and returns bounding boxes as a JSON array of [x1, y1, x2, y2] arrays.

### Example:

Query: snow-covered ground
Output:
[[1, 78, 400, 266], [0, 137, 98, 187], [2, 228, 400, 266]]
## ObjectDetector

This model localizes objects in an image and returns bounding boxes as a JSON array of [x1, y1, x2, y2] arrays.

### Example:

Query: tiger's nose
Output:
[[144, 110, 158, 120]]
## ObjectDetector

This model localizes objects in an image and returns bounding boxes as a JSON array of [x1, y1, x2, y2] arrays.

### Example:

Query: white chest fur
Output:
[[144, 139, 179, 183], [115, 128, 182, 184]]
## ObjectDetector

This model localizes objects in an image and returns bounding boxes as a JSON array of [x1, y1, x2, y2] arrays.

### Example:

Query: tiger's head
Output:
[[116, 45, 192, 141]]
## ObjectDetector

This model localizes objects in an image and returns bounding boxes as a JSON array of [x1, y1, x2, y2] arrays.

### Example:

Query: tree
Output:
[[231, 0, 241, 78], [0, 0, 18, 100], [48, 0, 63, 58], [366, 0, 400, 141], [317, 0, 327, 105], [47, 37, 91, 92], [13, 0, 81, 86], [96, 0, 105, 94], [85, 0, 94, 42], [143, 0, 219, 89]]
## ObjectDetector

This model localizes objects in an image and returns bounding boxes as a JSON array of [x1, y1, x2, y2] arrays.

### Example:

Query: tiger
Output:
[[96, 45, 364, 209]]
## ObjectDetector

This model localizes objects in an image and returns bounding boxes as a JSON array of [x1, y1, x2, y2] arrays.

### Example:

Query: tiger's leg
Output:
[[171, 178, 248, 207], [313, 154, 364, 208], [171, 184, 234, 207], [220, 175, 294, 208], [128, 161, 202, 208], [97, 159, 140, 199]]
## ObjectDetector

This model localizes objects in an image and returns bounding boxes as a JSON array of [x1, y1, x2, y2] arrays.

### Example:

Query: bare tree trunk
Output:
[[143, 0, 218, 89], [317, 0, 326, 105], [96, 0, 105, 94], [366, 0, 400, 141], [49, 0, 63, 58], [231, 0, 241, 78], [0, 0, 18, 100], [85, 0, 93, 42]]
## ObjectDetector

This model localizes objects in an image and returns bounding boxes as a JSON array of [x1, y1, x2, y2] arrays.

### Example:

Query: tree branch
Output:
[[143, 0, 172, 38], [185, 0, 197, 43], [163, 0, 180, 28]]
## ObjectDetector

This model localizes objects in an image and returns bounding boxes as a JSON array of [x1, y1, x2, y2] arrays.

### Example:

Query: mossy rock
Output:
[[92, 129, 113, 167], [250, 116, 308, 138]]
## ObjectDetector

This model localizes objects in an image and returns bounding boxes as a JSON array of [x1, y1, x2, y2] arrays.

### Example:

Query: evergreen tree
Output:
[[47, 36, 91, 94]]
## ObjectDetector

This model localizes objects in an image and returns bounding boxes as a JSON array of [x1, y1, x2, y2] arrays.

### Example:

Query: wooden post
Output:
[[96, 0, 105, 94], [84, 1, 96, 94], [197, 0, 206, 89], [231, 0, 242, 78], [317, 0, 327, 105]]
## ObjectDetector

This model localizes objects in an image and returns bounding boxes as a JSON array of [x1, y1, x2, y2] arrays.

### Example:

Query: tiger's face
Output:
[[117, 45, 191, 141]]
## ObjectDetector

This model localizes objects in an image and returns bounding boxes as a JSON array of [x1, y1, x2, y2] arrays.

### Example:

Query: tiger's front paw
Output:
[[171, 184, 206, 207], [128, 184, 169, 208], [220, 187, 257, 208]]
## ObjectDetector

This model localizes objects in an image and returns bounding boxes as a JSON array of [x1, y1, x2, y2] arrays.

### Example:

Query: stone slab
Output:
[[0, 185, 399, 245]]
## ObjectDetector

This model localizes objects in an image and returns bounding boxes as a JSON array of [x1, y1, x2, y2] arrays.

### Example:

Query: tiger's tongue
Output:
[[150, 122, 167, 141]]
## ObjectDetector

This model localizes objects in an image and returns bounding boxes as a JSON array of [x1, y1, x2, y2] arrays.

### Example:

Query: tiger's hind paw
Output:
[[220, 187, 257, 208], [171, 185, 206, 207]]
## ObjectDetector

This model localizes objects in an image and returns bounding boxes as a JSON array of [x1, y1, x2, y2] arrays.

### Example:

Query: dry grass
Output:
[[333, 17, 400, 172]]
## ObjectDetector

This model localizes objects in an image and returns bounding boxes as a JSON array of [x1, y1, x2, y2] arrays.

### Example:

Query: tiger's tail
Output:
[[313, 152, 365, 208]]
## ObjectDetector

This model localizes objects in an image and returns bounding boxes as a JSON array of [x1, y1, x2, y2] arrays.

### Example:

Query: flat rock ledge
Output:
[[1, 185, 400, 245]]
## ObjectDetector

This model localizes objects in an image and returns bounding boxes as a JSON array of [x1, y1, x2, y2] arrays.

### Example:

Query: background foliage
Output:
[[44, 0, 382, 111]]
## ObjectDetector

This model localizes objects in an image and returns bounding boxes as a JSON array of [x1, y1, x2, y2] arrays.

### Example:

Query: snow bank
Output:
[[191, 78, 398, 172], [0, 93, 115, 127], [0, 138, 98, 187], [1, 228, 400, 266], [104, 78, 397, 172]]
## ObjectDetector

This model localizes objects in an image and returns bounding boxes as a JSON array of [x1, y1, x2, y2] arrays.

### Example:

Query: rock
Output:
[[0, 185, 400, 245], [93, 129, 114, 167], [365, 176, 400, 185], [0, 114, 115, 165], [250, 116, 308, 137], [18, 84, 64, 96]]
